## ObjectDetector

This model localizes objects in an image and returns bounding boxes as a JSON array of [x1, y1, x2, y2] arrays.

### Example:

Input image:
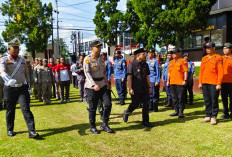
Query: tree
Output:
[[0, 38, 7, 54], [54, 38, 69, 58], [128, 0, 217, 48], [0, 0, 53, 59], [93, 0, 123, 46]]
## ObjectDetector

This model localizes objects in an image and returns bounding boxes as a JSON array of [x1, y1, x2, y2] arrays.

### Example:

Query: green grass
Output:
[[0, 87, 231, 156]]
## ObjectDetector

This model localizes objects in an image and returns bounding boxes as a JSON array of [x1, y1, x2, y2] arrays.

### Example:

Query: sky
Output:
[[0, 0, 127, 54]]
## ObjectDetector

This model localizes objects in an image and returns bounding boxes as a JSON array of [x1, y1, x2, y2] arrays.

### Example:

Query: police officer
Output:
[[167, 48, 188, 118], [34, 58, 43, 102], [199, 42, 223, 125], [84, 40, 113, 134], [38, 59, 54, 104], [183, 53, 195, 105], [114, 50, 127, 105], [147, 49, 160, 112], [76, 55, 86, 102], [122, 48, 153, 127], [220, 43, 232, 119], [0, 38, 39, 138], [163, 51, 172, 107], [32, 58, 39, 99]]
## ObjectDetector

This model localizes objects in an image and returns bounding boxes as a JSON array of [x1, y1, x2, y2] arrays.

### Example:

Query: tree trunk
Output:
[[31, 50, 36, 61]]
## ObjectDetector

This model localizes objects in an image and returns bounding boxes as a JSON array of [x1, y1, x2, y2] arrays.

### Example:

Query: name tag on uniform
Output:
[[118, 66, 121, 69], [151, 62, 154, 65], [150, 67, 153, 70], [119, 61, 121, 64]]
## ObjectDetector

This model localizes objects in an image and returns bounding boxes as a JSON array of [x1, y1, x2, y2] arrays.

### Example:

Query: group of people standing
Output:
[[1, 38, 232, 137]]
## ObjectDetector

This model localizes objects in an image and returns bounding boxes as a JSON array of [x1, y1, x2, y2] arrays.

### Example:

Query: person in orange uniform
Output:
[[220, 43, 232, 119], [167, 48, 188, 118], [199, 42, 223, 125]]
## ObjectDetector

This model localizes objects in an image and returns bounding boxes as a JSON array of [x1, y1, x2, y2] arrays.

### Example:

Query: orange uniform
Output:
[[199, 54, 223, 85], [168, 58, 188, 85], [222, 55, 232, 83]]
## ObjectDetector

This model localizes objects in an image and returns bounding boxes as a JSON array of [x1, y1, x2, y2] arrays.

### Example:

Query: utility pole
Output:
[[78, 31, 81, 56], [55, 0, 60, 57]]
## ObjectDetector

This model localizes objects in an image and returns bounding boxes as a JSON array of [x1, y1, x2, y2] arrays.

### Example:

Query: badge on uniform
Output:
[[137, 69, 140, 72], [188, 64, 191, 68], [92, 59, 96, 62], [8, 60, 12, 63], [9, 65, 13, 68], [119, 61, 121, 64], [86, 59, 90, 64], [150, 67, 153, 70], [118, 66, 120, 69], [93, 67, 97, 70], [105, 62, 107, 65]]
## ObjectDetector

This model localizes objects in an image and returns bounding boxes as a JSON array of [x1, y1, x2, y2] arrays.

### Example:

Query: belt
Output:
[[93, 77, 104, 81], [6, 83, 23, 87]]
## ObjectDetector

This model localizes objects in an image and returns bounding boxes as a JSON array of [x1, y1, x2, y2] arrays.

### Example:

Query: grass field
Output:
[[0, 87, 232, 157]]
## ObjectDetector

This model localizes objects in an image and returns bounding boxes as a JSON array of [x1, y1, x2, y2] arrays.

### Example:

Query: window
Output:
[[211, 29, 223, 46]]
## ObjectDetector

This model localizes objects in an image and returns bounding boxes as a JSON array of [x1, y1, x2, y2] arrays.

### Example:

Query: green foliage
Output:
[[0, 0, 53, 59], [194, 66, 200, 78], [0, 38, 7, 54], [54, 38, 69, 58], [93, 0, 123, 46]]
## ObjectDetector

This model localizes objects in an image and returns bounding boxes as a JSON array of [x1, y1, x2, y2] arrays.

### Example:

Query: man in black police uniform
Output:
[[83, 41, 114, 134], [122, 48, 153, 127], [0, 38, 39, 138]]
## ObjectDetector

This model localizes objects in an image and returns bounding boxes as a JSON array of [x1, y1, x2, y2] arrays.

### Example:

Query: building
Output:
[[183, 0, 232, 61]]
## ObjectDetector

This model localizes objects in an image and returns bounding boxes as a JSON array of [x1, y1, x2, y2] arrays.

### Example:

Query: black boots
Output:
[[164, 99, 172, 107], [149, 101, 158, 112], [100, 123, 114, 133], [178, 110, 185, 118], [149, 101, 153, 111], [169, 109, 179, 117], [29, 131, 39, 138], [123, 110, 129, 122], [7, 131, 16, 137]]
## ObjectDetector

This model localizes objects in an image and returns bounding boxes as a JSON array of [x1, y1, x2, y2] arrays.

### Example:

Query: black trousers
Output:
[[86, 86, 112, 127], [72, 76, 77, 88], [60, 81, 70, 100], [221, 83, 232, 116], [4, 85, 35, 132], [170, 85, 185, 112], [202, 84, 219, 117], [127, 92, 149, 123], [184, 79, 194, 103]]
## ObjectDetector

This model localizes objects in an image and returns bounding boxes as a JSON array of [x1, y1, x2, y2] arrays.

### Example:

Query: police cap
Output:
[[148, 49, 155, 53], [90, 40, 102, 48], [8, 38, 20, 47], [224, 43, 232, 49], [134, 48, 145, 55], [182, 53, 189, 57], [205, 42, 215, 48]]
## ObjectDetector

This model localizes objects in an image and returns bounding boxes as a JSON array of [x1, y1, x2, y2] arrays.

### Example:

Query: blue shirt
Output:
[[105, 60, 111, 79], [147, 58, 160, 83], [187, 61, 195, 80], [114, 58, 127, 79], [162, 60, 170, 82]]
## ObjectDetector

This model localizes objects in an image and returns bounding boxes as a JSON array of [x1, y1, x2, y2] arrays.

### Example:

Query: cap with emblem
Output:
[[148, 49, 155, 53], [223, 43, 232, 49], [90, 40, 102, 48], [205, 42, 215, 48], [8, 38, 20, 47], [134, 48, 145, 55], [182, 53, 189, 57]]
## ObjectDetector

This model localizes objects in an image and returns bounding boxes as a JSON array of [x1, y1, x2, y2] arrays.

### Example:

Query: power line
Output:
[[60, 0, 93, 7], [59, 25, 95, 29], [53, 27, 94, 31], [59, 18, 93, 23], [59, 12, 93, 20]]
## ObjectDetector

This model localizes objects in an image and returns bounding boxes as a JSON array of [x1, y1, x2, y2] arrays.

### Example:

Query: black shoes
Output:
[[123, 110, 129, 122], [142, 122, 153, 127], [90, 127, 100, 134], [29, 131, 39, 138], [100, 123, 114, 133], [220, 114, 230, 119], [178, 112, 185, 118], [169, 111, 179, 117], [7, 131, 16, 137], [153, 103, 158, 112]]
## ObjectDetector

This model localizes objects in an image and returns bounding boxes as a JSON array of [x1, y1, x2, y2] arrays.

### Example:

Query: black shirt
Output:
[[127, 59, 150, 93]]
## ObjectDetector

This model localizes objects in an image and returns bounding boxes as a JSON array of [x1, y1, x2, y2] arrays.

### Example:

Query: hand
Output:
[[94, 85, 100, 91], [198, 83, 202, 89], [149, 87, 152, 94], [166, 81, 170, 86], [182, 81, 187, 86], [216, 85, 221, 90], [8, 79, 17, 86], [129, 89, 134, 95], [155, 82, 159, 86], [107, 84, 111, 90], [121, 78, 125, 82], [81, 68, 84, 71]]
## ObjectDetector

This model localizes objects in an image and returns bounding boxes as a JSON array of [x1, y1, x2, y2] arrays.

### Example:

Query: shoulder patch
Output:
[[85, 59, 90, 64]]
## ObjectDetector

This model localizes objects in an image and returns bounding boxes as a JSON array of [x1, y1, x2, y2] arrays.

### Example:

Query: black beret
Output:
[[205, 42, 215, 48], [134, 48, 145, 55]]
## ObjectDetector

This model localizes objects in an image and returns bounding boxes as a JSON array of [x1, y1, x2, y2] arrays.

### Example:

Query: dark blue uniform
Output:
[[147, 58, 160, 111], [114, 57, 127, 104], [184, 61, 195, 104], [163, 60, 172, 106]]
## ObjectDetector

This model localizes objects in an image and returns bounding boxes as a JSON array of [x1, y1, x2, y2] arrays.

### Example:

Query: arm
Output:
[[146, 75, 152, 94], [155, 59, 160, 85], [83, 58, 96, 88], [216, 57, 223, 90], [122, 59, 127, 79], [107, 61, 112, 80]]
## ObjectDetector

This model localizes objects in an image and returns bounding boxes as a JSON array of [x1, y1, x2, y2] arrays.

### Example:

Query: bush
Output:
[[194, 66, 200, 78]]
